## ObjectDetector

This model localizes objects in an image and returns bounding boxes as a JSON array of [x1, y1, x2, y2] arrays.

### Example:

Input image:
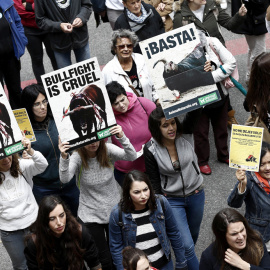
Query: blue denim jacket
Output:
[[109, 195, 187, 270], [228, 171, 270, 242]]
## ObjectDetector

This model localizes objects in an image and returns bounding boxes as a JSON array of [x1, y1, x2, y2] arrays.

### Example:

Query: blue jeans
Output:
[[1, 228, 29, 270], [160, 259, 173, 270], [54, 42, 90, 69], [167, 189, 205, 270], [33, 179, 80, 217]]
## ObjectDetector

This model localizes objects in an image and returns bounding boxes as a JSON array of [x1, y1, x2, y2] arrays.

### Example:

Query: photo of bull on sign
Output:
[[62, 84, 108, 138], [0, 102, 15, 149], [153, 44, 215, 101]]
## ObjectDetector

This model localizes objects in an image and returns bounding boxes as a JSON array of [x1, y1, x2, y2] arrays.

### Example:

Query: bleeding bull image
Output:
[[140, 24, 220, 119], [0, 102, 15, 148], [41, 57, 116, 151], [62, 84, 108, 138]]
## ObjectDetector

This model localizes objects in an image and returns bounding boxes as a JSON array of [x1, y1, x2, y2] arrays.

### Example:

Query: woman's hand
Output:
[[204, 60, 212, 72], [157, 2, 166, 11], [21, 131, 34, 156], [239, 4, 247, 17], [58, 136, 70, 159], [236, 169, 247, 193], [267, 5, 270, 21], [225, 249, 250, 270], [110, 125, 124, 138]]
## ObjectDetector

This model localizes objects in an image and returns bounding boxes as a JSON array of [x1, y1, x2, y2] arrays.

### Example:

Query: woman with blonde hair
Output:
[[59, 125, 137, 270]]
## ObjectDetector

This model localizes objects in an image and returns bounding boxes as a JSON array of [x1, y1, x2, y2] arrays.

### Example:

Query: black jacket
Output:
[[24, 225, 101, 270], [114, 2, 165, 53], [34, 0, 92, 52], [200, 242, 270, 270], [231, 0, 269, 35], [174, 0, 245, 46]]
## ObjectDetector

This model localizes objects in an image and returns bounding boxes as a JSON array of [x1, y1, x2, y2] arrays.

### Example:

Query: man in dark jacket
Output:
[[35, 0, 92, 69], [232, 0, 269, 83], [114, 0, 165, 53]]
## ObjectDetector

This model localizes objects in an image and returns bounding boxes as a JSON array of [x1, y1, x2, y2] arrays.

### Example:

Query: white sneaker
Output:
[[220, 0, 227, 9]]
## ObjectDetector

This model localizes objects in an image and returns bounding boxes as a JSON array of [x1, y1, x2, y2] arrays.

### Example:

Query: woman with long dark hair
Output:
[[59, 125, 137, 270], [228, 141, 270, 251], [109, 170, 187, 270], [24, 195, 102, 270], [21, 84, 80, 216], [200, 208, 270, 269], [0, 135, 48, 270], [245, 52, 270, 143], [144, 105, 203, 269]]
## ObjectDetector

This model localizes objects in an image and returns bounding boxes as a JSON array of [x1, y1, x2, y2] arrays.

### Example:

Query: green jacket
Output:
[[173, 0, 245, 45]]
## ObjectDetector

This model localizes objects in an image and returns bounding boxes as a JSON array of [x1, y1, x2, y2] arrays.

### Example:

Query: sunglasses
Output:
[[116, 44, 133, 50]]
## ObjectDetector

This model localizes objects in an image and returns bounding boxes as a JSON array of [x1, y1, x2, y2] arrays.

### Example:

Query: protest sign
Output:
[[139, 23, 220, 119], [229, 124, 263, 171], [13, 108, 36, 142], [0, 85, 23, 159], [41, 57, 117, 151]]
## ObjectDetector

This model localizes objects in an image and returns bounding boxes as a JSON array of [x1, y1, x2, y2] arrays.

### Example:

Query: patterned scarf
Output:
[[127, 4, 153, 32], [253, 171, 270, 194]]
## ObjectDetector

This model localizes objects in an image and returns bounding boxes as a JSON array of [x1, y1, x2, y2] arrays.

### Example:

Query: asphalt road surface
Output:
[[1, 3, 269, 269]]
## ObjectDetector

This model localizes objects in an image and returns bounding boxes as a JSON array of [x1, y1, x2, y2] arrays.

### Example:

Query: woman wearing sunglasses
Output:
[[102, 29, 158, 103]]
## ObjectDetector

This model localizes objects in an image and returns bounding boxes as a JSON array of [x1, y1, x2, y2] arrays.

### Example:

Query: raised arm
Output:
[[227, 169, 249, 208], [58, 137, 81, 184], [108, 125, 137, 162]]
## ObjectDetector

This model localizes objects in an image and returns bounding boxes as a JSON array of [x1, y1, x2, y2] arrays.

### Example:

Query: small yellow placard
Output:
[[13, 108, 36, 142], [229, 124, 263, 171]]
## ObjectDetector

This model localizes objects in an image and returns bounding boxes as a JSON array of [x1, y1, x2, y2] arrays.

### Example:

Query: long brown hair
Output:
[[121, 170, 157, 213], [246, 52, 270, 120], [76, 140, 110, 169], [212, 208, 264, 269], [28, 196, 85, 270], [0, 154, 20, 184]]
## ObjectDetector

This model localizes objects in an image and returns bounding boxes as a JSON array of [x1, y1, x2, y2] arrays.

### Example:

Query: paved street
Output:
[[1, 3, 269, 268]]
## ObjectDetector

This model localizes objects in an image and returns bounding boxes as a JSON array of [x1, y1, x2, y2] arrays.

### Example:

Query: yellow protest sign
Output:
[[229, 124, 263, 171], [13, 108, 36, 142]]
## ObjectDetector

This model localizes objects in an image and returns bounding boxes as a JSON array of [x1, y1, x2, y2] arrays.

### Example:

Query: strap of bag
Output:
[[157, 195, 165, 213], [137, 98, 148, 116], [118, 203, 123, 227], [123, 76, 140, 97]]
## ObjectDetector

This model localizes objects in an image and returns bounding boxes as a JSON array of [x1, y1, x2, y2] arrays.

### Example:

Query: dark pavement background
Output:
[[0, 2, 266, 268]]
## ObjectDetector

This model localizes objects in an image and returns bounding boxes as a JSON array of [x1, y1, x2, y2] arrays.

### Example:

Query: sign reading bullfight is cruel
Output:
[[44, 60, 100, 97], [41, 57, 117, 152]]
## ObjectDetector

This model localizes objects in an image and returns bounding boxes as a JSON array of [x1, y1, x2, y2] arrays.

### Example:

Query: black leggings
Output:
[[24, 27, 58, 83], [80, 221, 114, 270]]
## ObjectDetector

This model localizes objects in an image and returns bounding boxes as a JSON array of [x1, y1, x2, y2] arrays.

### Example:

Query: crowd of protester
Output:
[[1, 0, 270, 269]]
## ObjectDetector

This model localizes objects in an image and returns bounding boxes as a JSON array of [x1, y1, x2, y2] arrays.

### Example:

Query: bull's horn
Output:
[[153, 59, 167, 69]]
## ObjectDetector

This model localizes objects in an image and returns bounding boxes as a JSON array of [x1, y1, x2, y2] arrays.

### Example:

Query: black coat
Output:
[[200, 242, 270, 270], [231, 0, 269, 35], [24, 225, 101, 270], [114, 2, 165, 53]]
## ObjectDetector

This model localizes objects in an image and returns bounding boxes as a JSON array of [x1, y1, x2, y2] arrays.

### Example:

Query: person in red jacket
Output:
[[13, 0, 57, 83]]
